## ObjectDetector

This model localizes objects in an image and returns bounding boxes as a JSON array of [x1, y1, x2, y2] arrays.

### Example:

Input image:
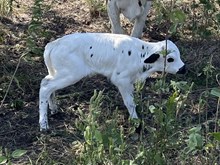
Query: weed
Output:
[[153, 0, 220, 38], [0, 147, 27, 164], [74, 90, 128, 164], [84, 0, 106, 16], [26, 0, 50, 55]]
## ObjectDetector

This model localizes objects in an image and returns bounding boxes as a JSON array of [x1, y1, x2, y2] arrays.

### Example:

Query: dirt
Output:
[[0, 0, 220, 164]]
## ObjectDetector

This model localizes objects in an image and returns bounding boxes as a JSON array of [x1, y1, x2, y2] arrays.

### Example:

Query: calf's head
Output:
[[144, 40, 186, 74]]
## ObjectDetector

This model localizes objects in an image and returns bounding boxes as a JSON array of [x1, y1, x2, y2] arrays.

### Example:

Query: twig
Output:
[[216, 74, 220, 86], [214, 74, 220, 132], [0, 52, 28, 108], [214, 98, 220, 132]]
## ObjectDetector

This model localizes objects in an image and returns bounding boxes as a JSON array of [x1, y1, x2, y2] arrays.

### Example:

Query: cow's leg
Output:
[[111, 73, 138, 119], [107, 0, 125, 34], [131, 1, 152, 38]]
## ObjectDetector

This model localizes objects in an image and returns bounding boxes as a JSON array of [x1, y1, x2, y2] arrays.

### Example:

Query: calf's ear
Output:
[[144, 53, 160, 63]]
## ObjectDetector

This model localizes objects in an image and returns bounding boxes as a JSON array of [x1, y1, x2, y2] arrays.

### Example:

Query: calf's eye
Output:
[[167, 58, 174, 62]]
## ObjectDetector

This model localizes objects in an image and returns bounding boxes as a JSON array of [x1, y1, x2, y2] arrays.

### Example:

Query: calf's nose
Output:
[[177, 65, 186, 74]]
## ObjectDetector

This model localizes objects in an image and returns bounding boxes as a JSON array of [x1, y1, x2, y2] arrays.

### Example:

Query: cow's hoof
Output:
[[40, 128, 51, 134]]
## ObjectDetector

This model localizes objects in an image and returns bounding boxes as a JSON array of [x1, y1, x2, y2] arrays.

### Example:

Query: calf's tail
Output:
[[43, 42, 56, 77]]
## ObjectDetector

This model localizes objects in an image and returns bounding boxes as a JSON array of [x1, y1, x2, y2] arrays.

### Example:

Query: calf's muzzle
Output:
[[177, 65, 186, 74]]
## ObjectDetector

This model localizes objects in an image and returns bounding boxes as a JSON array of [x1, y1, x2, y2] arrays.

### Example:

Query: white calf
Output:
[[107, 0, 152, 38], [39, 33, 186, 131]]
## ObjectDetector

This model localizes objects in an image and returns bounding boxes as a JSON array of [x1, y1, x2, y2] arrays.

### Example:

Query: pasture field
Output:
[[0, 0, 220, 164]]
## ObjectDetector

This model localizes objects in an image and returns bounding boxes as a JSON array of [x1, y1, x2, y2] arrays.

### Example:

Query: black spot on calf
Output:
[[138, 0, 142, 7], [143, 66, 147, 72], [142, 45, 144, 50], [91, 54, 93, 57], [90, 46, 92, 49], [128, 50, 131, 56], [141, 52, 146, 58], [144, 53, 160, 63]]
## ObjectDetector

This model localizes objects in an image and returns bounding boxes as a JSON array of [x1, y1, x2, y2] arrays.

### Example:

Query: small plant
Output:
[[148, 81, 193, 164], [153, 0, 220, 38], [192, 0, 220, 38], [210, 74, 220, 132], [153, 0, 186, 35], [26, 0, 49, 55], [74, 90, 128, 164], [133, 75, 193, 164], [185, 126, 204, 154], [0, 147, 27, 165]]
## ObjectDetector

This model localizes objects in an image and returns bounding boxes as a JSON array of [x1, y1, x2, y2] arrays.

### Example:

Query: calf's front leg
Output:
[[118, 84, 138, 118], [111, 73, 138, 119]]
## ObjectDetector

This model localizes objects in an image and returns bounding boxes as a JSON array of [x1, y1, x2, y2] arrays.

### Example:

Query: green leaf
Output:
[[154, 153, 165, 165], [187, 126, 203, 151], [95, 130, 103, 143], [210, 132, 220, 141], [0, 156, 7, 164], [188, 133, 203, 150], [11, 149, 27, 159], [210, 88, 220, 98], [169, 23, 178, 33], [149, 105, 156, 113], [189, 126, 201, 134], [170, 9, 186, 23], [135, 151, 144, 160], [84, 126, 92, 145]]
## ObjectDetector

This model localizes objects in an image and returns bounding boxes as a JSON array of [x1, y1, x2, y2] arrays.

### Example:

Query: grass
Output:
[[0, 0, 12, 16], [0, 0, 220, 164]]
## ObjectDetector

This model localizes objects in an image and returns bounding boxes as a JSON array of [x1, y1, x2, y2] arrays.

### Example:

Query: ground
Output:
[[0, 0, 220, 164]]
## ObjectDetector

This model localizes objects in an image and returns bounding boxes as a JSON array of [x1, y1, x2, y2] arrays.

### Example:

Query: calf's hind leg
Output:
[[39, 70, 91, 131], [39, 76, 76, 131], [48, 92, 58, 115]]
